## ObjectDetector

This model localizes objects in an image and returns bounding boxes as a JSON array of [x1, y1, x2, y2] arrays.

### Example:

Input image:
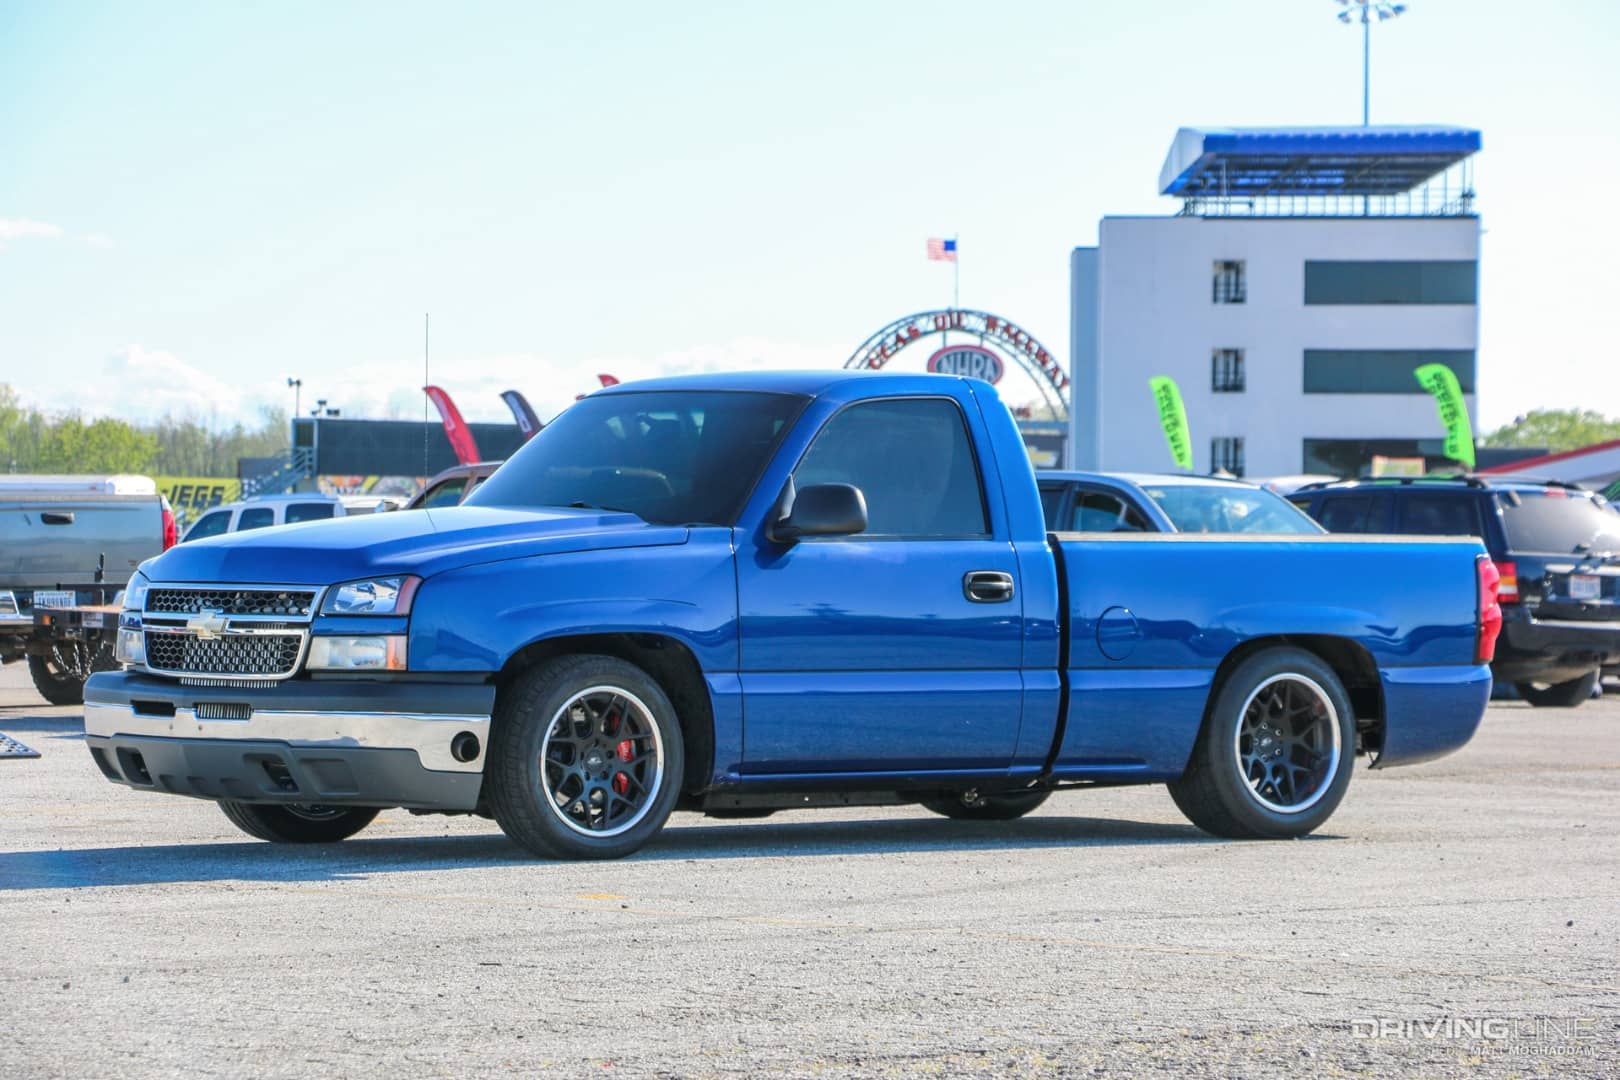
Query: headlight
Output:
[[321, 576, 421, 616], [122, 573, 150, 613], [115, 627, 146, 666], [307, 635, 407, 671]]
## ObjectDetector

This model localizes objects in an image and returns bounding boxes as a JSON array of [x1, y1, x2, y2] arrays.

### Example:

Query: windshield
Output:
[[466, 390, 807, 526], [1499, 490, 1620, 554], [1140, 484, 1324, 534]]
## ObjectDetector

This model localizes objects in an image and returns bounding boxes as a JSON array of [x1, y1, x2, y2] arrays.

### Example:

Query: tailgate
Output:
[[1528, 558, 1620, 622], [0, 495, 162, 591]]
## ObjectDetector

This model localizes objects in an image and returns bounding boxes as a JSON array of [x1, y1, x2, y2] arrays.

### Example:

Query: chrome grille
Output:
[[145, 630, 304, 678], [146, 587, 318, 618]]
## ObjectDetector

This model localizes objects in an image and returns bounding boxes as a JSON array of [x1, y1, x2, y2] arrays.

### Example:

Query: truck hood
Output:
[[141, 506, 690, 585]]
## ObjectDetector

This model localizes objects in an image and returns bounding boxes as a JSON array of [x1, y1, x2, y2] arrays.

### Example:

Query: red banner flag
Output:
[[423, 385, 481, 465]]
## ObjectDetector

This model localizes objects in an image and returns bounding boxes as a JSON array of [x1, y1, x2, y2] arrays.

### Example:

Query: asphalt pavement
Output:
[[0, 659, 1615, 1078]]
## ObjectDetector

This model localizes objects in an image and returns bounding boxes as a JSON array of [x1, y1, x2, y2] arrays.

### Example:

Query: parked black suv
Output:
[[1291, 476, 1620, 707]]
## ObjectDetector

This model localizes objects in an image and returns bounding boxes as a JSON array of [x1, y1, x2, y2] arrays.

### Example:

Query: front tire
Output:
[[487, 655, 684, 860], [1169, 648, 1355, 839], [920, 789, 1051, 821], [219, 802, 380, 843], [1514, 671, 1597, 708]]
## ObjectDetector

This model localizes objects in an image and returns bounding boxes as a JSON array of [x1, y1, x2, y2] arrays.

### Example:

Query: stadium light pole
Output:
[[1335, 0, 1407, 125]]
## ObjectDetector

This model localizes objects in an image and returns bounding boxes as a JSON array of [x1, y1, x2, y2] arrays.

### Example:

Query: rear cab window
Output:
[[1067, 490, 1150, 532]]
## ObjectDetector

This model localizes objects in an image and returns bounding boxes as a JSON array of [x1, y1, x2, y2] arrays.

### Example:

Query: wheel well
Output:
[[1208, 635, 1385, 757], [495, 633, 714, 794]]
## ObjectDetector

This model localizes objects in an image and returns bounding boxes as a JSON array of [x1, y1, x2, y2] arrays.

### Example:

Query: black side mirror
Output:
[[768, 480, 867, 543]]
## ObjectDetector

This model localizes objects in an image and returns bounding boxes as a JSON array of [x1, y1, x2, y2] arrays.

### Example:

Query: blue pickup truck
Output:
[[84, 373, 1499, 859]]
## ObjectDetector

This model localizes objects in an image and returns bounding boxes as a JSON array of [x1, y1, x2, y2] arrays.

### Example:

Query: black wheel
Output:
[[486, 655, 684, 860], [27, 638, 113, 706], [920, 788, 1051, 821], [1514, 671, 1597, 708], [219, 802, 380, 843], [1169, 647, 1355, 839]]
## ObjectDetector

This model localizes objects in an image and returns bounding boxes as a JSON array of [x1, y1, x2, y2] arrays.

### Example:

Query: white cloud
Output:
[[31, 346, 254, 423], [0, 218, 65, 248]]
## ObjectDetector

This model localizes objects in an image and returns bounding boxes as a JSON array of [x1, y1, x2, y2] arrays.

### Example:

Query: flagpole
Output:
[[952, 234, 959, 310]]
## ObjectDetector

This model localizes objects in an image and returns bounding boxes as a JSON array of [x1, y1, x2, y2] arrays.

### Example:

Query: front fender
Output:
[[406, 530, 739, 676]]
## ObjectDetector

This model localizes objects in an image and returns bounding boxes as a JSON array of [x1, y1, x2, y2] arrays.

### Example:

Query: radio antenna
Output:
[[423, 313, 430, 482]]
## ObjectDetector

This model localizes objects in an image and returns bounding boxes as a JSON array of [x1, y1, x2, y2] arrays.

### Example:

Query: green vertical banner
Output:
[[1413, 363, 1476, 469], [1148, 376, 1193, 471]]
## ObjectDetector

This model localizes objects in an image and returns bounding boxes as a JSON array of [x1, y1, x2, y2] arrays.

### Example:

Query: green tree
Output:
[[1482, 409, 1620, 452], [0, 383, 288, 477]]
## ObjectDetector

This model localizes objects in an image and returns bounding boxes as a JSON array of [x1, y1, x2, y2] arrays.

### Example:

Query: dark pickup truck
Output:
[[86, 373, 1496, 859]]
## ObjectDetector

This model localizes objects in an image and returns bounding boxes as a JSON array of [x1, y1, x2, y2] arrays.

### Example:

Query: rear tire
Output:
[[920, 789, 1051, 821], [487, 655, 684, 860], [1169, 647, 1355, 839], [1514, 671, 1597, 708], [219, 802, 380, 843], [28, 638, 116, 706]]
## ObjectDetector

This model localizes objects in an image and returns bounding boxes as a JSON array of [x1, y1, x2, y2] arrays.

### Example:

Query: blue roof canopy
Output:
[[1159, 126, 1482, 198]]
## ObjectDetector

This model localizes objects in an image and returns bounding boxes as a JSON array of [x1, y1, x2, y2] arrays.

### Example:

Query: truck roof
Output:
[[593, 370, 976, 396]]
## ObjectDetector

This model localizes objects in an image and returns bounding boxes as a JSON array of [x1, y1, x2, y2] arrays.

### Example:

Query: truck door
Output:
[[735, 395, 1025, 774]]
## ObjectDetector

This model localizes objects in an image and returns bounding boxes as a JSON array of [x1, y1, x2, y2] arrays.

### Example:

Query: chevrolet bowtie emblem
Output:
[[186, 610, 228, 640]]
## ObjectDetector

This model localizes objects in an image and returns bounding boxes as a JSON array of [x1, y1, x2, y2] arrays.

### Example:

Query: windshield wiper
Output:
[[564, 501, 642, 516]]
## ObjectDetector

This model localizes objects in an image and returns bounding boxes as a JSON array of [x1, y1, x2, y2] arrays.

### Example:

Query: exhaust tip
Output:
[[450, 731, 481, 764]]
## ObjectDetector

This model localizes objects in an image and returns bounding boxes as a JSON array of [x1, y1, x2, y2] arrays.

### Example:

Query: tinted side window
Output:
[[285, 503, 336, 524], [1316, 496, 1373, 532], [1397, 494, 1482, 537], [1068, 492, 1149, 532], [185, 511, 232, 540], [795, 398, 988, 537], [421, 478, 467, 509], [237, 507, 274, 531]]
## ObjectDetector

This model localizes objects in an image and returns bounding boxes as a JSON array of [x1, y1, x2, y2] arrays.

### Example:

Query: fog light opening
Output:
[[450, 731, 481, 763]]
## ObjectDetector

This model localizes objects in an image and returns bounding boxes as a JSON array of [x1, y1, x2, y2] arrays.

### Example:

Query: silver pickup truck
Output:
[[0, 477, 175, 704]]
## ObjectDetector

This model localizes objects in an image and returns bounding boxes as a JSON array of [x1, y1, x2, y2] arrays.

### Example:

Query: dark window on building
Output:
[[1303, 349, 1476, 394], [1304, 260, 1477, 305], [1213, 260, 1246, 303], [236, 507, 274, 531], [1303, 438, 1445, 478], [794, 398, 989, 538], [1212, 349, 1246, 392], [1396, 493, 1483, 537], [1211, 437, 1245, 477]]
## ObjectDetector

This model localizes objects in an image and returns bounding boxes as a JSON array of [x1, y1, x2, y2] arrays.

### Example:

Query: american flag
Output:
[[927, 237, 957, 262]]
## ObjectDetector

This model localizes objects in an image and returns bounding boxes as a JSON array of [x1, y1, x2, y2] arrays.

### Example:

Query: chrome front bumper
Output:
[[82, 671, 496, 810]]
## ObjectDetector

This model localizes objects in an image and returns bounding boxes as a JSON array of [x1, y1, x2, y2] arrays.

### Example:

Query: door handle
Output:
[[963, 570, 1015, 603], [41, 511, 75, 525]]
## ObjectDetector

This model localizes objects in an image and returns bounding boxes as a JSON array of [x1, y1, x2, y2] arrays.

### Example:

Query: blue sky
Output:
[[1, 0, 1617, 429]]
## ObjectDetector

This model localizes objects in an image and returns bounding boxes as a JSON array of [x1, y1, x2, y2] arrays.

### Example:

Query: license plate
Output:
[[31, 590, 74, 610], [1569, 574, 1602, 600], [82, 611, 104, 628]]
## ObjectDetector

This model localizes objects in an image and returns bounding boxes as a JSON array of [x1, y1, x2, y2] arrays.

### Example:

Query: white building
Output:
[[1070, 126, 1482, 479]]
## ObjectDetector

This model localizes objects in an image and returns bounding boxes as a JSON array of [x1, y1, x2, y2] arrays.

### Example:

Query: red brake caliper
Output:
[[612, 738, 633, 795]]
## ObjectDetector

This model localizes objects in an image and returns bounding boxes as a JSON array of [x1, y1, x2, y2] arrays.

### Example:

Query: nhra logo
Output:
[[926, 344, 1004, 384]]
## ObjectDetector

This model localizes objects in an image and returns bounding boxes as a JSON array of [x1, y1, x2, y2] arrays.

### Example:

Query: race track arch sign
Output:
[[845, 309, 1068, 422]]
